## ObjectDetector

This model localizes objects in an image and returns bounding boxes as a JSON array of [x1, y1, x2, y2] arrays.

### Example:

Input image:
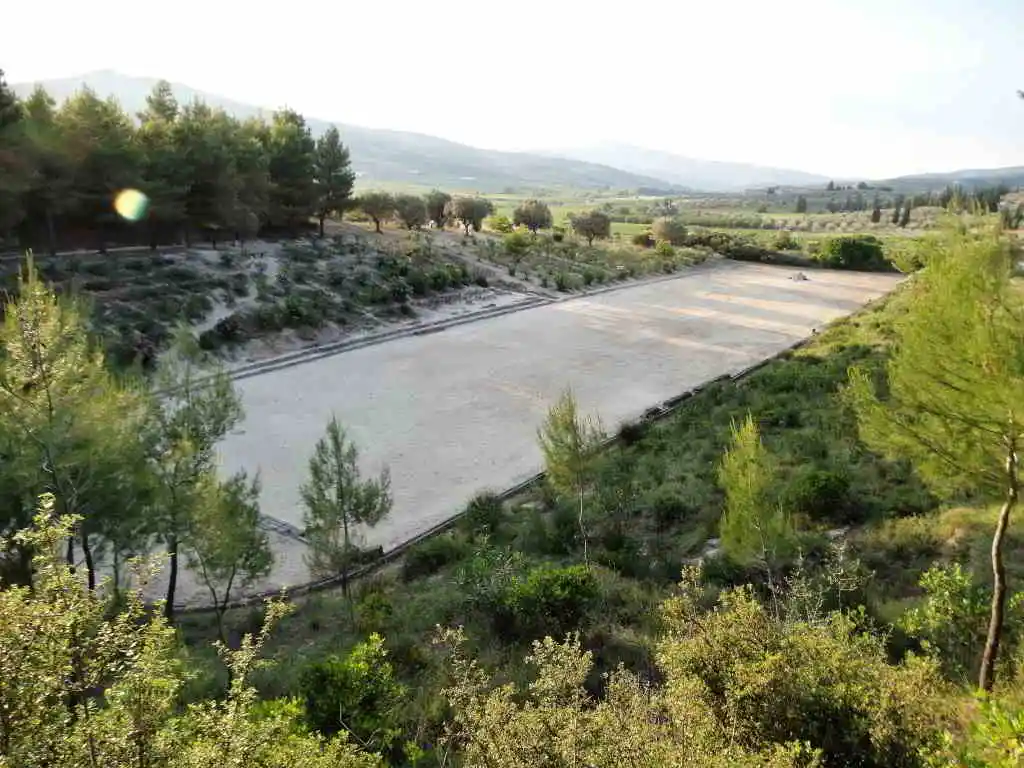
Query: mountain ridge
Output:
[[537, 142, 831, 191]]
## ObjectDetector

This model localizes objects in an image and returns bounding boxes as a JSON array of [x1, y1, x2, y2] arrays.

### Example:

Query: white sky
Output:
[[6, 0, 1023, 178]]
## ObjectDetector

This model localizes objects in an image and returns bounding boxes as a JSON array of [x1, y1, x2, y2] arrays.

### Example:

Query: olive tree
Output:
[[512, 199, 553, 233], [569, 211, 611, 246], [424, 189, 452, 228], [393, 193, 428, 229], [356, 191, 395, 233], [449, 196, 494, 236]]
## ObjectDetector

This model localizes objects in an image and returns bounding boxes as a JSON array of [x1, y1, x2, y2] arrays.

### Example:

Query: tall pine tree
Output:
[[314, 125, 355, 237]]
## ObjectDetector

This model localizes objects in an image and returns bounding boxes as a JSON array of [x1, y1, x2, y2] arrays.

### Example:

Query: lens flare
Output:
[[113, 189, 149, 222]]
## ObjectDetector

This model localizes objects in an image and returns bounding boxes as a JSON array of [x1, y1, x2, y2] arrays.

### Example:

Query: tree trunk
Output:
[[81, 532, 96, 592], [319, 215, 325, 238], [341, 515, 351, 602], [980, 440, 1018, 692], [578, 486, 588, 565], [45, 207, 57, 256], [374, 218, 381, 234], [164, 535, 179, 622]]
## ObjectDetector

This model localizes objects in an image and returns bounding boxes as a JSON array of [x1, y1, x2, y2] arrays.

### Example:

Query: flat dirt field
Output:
[[215, 261, 902, 583]]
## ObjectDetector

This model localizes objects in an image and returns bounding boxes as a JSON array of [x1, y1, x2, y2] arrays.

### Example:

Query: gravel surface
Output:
[[193, 261, 901, 603], [110, 260, 899, 608]]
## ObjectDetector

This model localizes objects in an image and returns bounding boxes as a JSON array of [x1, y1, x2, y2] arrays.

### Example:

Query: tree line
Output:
[[0, 69, 356, 252]]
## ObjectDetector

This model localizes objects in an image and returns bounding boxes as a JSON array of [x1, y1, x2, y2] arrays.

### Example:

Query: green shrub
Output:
[[488, 214, 514, 233], [660, 582, 951, 767], [212, 314, 244, 342], [617, 420, 648, 446], [402, 535, 470, 581], [455, 543, 526, 614], [298, 633, 405, 751], [549, 501, 580, 553], [783, 467, 852, 523], [461, 492, 505, 538], [646, 482, 699, 528], [654, 240, 675, 259], [773, 231, 799, 250], [428, 266, 452, 291], [552, 227, 565, 242], [496, 564, 600, 641], [899, 564, 1024, 683], [817, 235, 890, 271], [632, 232, 654, 248], [652, 217, 688, 246], [554, 272, 571, 292]]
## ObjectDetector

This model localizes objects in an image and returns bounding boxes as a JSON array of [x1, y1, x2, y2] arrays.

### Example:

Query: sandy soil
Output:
[[179, 260, 901, 607]]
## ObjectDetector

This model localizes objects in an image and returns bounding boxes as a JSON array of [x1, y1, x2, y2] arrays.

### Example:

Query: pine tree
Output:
[[537, 389, 605, 562], [717, 413, 793, 571], [149, 327, 243, 621], [0, 68, 27, 238], [314, 126, 355, 238], [186, 470, 272, 643], [0, 258, 152, 589], [845, 227, 1024, 691], [300, 416, 392, 600], [137, 82, 188, 248], [267, 109, 317, 232]]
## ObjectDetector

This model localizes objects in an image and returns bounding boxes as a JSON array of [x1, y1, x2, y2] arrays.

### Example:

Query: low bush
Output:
[[401, 535, 470, 581], [298, 633, 405, 752], [495, 564, 600, 641], [783, 467, 853, 524], [816, 235, 891, 271], [654, 240, 675, 259], [461, 492, 505, 538], [487, 215, 514, 234], [773, 230, 799, 250], [646, 482, 700, 528], [652, 217, 688, 246]]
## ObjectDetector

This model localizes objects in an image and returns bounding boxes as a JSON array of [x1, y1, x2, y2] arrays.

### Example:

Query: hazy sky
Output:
[[6, 0, 1023, 178]]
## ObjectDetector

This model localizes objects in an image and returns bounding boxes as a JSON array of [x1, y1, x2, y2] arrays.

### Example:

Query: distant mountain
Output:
[[11, 70, 683, 194], [541, 142, 830, 192], [880, 166, 1024, 192]]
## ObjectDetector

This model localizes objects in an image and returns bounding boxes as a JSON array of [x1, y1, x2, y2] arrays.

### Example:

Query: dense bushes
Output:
[[461, 491, 504, 538], [660, 583, 952, 767], [299, 633, 405, 752], [493, 563, 600, 641], [783, 467, 853, 523], [816, 235, 891, 271], [401, 534, 470, 581]]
